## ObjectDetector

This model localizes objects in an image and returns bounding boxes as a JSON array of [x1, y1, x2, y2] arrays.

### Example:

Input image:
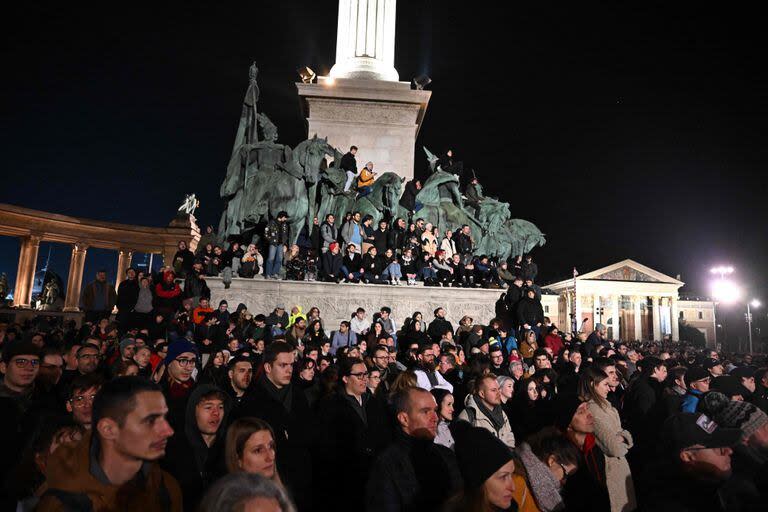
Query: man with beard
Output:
[[457, 374, 516, 448], [234, 342, 313, 510], [162, 385, 231, 511], [371, 345, 399, 393], [641, 412, 740, 511], [59, 342, 102, 390], [37, 377, 182, 511], [226, 355, 253, 407], [413, 344, 453, 393], [365, 387, 461, 512]]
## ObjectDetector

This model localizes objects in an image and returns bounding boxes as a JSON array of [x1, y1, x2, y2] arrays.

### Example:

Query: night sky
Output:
[[2, 3, 766, 341]]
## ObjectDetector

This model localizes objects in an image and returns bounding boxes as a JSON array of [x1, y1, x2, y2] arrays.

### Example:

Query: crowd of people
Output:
[[1, 259, 767, 511]]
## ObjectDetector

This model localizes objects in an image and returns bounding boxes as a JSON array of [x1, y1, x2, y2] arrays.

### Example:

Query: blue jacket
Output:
[[681, 389, 703, 413]]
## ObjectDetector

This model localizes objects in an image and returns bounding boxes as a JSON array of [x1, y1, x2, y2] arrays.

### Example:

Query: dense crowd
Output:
[[1, 258, 767, 512]]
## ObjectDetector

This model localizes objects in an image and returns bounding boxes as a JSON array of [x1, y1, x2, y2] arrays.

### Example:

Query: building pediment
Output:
[[592, 265, 663, 283]]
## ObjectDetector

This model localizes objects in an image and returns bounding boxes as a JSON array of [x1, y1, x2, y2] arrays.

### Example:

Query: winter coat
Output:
[[373, 228, 389, 254], [183, 272, 210, 300], [264, 219, 290, 246], [587, 400, 637, 512], [320, 221, 338, 251], [399, 180, 419, 211], [521, 261, 538, 281], [454, 230, 473, 254], [439, 237, 456, 259], [321, 251, 344, 279], [314, 391, 392, 509], [154, 272, 182, 316], [116, 278, 139, 313], [81, 280, 117, 312], [358, 168, 375, 188], [517, 297, 544, 327], [161, 384, 231, 511], [266, 310, 289, 329], [434, 420, 455, 450], [388, 226, 407, 252], [234, 376, 314, 508], [340, 220, 360, 245], [340, 151, 357, 173], [36, 432, 182, 512], [173, 249, 196, 276], [457, 394, 516, 448], [365, 431, 462, 512], [427, 317, 454, 343]]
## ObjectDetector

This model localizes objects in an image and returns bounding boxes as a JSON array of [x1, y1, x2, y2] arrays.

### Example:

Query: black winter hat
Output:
[[1, 340, 40, 363], [710, 376, 749, 399], [553, 393, 584, 431], [686, 366, 710, 384], [450, 421, 514, 489]]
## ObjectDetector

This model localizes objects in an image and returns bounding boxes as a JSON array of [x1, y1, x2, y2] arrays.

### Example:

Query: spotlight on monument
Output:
[[298, 66, 316, 84], [413, 74, 432, 90], [711, 279, 741, 304], [751, 299, 761, 309]]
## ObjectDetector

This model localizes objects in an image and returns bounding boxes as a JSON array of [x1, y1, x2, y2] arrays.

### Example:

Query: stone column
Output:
[[115, 249, 133, 292], [652, 296, 662, 341], [574, 291, 582, 333], [633, 296, 643, 341], [13, 234, 42, 308], [330, 0, 399, 81], [611, 294, 621, 340], [670, 296, 680, 342], [63, 243, 88, 312]]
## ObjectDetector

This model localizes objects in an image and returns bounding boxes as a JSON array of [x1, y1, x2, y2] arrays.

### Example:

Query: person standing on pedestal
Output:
[[341, 146, 359, 193], [263, 211, 290, 280], [81, 270, 117, 324], [115, 268, 139, 329]]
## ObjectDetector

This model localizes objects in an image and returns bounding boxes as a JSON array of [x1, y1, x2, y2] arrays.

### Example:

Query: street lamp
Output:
[[711, 266, 735, 279], [747, 299, 761, 354]]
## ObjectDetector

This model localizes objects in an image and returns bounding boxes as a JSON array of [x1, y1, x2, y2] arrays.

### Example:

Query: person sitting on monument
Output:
[[320, 242, 344, 283], [361, 214, 376, 254], [238, 244, 262, 278], [340, 145, 359, 192], [341, 243, 364, 283], [416, 251, 438, 285], [173, 240, 196, 278], [400, 247, 418, 286], [400, 178, 424, 215], [463, 175, 484, 217], [284, 244, 306, 281], [361, 246, 386, 284], [420, 223, 438, 257], [380, 248, 403, 285], [357, 161, 376, 198], [432, 250, 454, 286]]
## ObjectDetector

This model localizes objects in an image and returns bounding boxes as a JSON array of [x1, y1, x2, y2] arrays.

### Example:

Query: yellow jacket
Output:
[[358, 168, 375, 188]]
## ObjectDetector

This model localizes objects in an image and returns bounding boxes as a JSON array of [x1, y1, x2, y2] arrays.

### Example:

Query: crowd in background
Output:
[[1, 257, 767, 511]]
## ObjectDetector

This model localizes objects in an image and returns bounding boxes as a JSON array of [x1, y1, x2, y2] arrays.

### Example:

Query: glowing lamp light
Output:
[[751, 299, 761, 309], [711, 279, 741, 304]]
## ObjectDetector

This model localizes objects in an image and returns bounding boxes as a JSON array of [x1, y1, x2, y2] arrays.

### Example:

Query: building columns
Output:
[[13, 234, 42, 308], [670, 296, 680, 342], [633, 296, 643, 341], [63, 243, 88, 312], [652, 296, 662, 341], [115, 248, 133, 291], [611, 294, 621, 340]]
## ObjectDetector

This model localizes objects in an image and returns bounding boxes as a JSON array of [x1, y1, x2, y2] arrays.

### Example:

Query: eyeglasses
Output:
[[683, 445, 730, 454], [70, 394, 97, 407], [350, 371, 369, 379], [175, 357, 197, 367], [12, 358, 40, 369], [558, 462, 574, 482]]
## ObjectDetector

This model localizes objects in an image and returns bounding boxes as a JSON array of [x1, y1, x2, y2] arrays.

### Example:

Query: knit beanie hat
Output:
[[553, 393, 584, 431], [165, 339, 199, 365], [119, 338, 136, 352], [699, 391, 768, 441], [450, 421, 514, 489]]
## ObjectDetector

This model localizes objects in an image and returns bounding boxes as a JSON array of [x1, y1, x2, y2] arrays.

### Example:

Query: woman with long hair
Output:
[[431, 388, 456, 449], [225, 418, 285, 487], [199, 350, 227, 387], [306, 319, 328, 346], [508, 376, 546, 442], [578, 367, 636, 512]]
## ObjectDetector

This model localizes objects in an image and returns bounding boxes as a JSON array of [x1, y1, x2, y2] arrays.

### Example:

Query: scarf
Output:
[[517, 442, 565, 512], [261, 374, 293, 413], [474, 397, 506, 433], [581, 433, 604, 484]]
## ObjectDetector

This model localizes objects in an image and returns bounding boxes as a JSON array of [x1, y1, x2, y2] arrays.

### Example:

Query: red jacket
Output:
[[544, 333, 564, 355]]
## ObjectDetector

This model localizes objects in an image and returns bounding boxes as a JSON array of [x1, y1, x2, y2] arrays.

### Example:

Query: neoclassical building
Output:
[[545, 259, 715, 346]]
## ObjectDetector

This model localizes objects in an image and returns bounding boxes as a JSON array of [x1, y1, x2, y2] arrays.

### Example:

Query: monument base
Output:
[[296, 77, 431, 181], [206, 276, 504, 330]]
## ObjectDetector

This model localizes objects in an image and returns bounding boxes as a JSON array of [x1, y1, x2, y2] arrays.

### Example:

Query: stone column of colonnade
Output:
[[633, 296, 644, 341], [670, 296, 680, 342], [652, 296, 662, 341], [63, 243, 88, 312], [115, 249, 134, 292], [611, 295, 620, 340], [13, 234, 42, 308]]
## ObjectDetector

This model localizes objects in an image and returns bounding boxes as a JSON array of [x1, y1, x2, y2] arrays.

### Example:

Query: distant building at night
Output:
[[545, 259, 716, 347]]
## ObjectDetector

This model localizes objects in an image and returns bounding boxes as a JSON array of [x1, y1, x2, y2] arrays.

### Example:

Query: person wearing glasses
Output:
[[513, 427, 580, 512], [0, 341, 41, 483], [66, 373, 103, 430], [158, 339, 200, 431], [315, 357, 390, 509]]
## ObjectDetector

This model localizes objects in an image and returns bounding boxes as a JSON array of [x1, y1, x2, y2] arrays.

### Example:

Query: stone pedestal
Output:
[[296, 78, 431, 180], [164, 214, 201, 266]]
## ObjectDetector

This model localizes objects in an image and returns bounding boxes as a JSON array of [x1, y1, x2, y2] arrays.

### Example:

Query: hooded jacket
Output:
[[36, 431, 182, 512], [457, 394, 516, 448], [161, 384, 232, 511], [154, 271, 182, 315]]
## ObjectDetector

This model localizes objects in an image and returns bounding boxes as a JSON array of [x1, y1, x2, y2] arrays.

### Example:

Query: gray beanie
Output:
[[700, 391, 768, 441]]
